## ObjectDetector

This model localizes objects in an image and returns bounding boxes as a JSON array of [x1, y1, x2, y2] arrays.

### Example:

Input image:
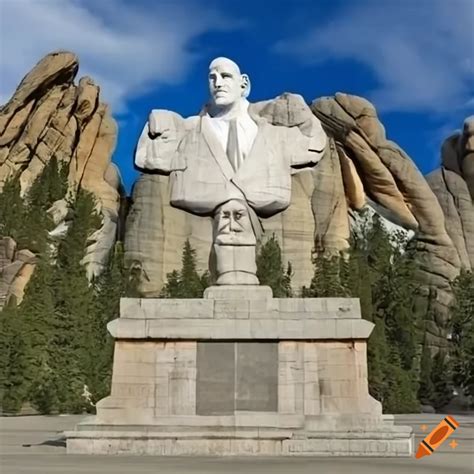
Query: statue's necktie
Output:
[[226, 118, 241, 172]]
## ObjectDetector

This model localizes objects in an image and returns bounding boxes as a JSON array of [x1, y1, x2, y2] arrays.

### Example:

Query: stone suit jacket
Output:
[[169, 113, 325, 217]]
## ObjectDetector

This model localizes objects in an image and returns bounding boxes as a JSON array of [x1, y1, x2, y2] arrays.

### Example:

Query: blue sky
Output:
[[1, 0, 473, 192]]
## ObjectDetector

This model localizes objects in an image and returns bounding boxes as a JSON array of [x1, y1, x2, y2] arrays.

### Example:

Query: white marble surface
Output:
[[134, 57, 327, 285]]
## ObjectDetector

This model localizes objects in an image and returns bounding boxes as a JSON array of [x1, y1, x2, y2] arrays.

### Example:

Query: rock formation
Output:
[[0, 237, 36, 307], [125, 174, 213, 297], [0, 51, 123, 305], [427, 117, 474, 272], [311, 94, 461, 349]]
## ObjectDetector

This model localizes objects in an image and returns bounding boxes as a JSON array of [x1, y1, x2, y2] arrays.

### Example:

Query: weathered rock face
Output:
[[311, 94, 462, 349], [125, 174, 213, 297], [310, 137, 350, 255], [0, 51, 123, 304], [427, 117, 474, 272], [0, 237, 36, 307]]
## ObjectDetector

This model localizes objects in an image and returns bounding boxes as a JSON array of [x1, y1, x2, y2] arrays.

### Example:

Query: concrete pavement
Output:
[[1, 414, 473, 474]]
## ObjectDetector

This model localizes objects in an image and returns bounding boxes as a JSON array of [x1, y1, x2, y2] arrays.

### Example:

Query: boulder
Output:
[[0, 51, 78, 135]]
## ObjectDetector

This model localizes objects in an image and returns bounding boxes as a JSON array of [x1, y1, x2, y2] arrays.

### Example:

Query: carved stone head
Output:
[[213, 199, 256, 246], [208, 57, 250, 110]]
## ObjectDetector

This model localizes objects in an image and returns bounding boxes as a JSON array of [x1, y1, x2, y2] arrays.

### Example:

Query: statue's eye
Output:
[[235, 212, 242, 220], [222, 73, 232, 79]]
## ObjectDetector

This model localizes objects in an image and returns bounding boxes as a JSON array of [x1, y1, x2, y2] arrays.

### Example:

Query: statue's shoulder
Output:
[[147, 109, 200, 129], [183, 115, 200, 130]]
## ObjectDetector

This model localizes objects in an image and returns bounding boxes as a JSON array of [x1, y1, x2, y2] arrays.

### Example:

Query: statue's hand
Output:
[[135, 110, 186, 172], [148, 109, 184, 140]]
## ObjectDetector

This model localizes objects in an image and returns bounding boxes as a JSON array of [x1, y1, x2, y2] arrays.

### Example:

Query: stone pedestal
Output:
[[66, 287, 413, 456]]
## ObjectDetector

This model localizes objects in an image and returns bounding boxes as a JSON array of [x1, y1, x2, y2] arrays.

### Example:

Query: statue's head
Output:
[[214, 199, 256, 246], [208, 57, 250, 109]]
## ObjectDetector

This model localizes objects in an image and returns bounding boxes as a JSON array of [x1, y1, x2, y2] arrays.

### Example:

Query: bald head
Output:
[[209, 57, 241, 76], [208, 57, 250, 114]]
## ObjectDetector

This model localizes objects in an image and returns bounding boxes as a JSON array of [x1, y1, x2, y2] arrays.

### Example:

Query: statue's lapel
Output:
[[200, 116, 234, 180]]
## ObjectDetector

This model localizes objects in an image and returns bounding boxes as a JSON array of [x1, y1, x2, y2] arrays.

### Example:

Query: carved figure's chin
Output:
[[213, 96, 232, 106], [215, 234, 255, 246]]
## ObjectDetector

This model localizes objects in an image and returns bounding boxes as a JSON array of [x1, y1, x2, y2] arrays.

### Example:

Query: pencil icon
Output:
[[415, 415, 459, 459]]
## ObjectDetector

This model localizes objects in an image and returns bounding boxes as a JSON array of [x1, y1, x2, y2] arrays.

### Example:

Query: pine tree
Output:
[[18, 254, 57, 413], [16, 157, 68, 253], [451, 270, 474, 399], [256, 235, 293, 297], [303, 253, 348, 298], [180, 240, 206, 297], [0, 302, 29, 413], [342, 249, 373, 320], [383, 354, 420, 413], [0, 173, 26, 243], [161, 270, 182, 298], [86, 243, 125, 406], [418, 342, 435, 405], [52, 189, 101, 413], [342, 210, 420, 412], [161, 240, 209, 298], [366, 320, 389, 404], [378, 232, 419, 371], [430, 352, 454, 410]]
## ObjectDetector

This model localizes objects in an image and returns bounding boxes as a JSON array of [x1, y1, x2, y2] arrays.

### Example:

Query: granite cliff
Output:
[[0, 51, 123, 306]]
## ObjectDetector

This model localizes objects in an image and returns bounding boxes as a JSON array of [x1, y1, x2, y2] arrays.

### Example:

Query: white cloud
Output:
[[0, 0, 243, 112], [274, 0, 474, 113]]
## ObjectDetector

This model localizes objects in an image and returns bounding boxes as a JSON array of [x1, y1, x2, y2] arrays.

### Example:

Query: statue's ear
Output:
[[241, 74, 251, 98]]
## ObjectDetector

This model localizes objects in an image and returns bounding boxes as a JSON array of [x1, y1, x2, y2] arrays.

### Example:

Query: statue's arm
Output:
[[254, 93, 327, 168], [134, 110, 195, 173], [134, 122, 168, 172], [301, 115, 327, 152], [289, 116, 327, 169]]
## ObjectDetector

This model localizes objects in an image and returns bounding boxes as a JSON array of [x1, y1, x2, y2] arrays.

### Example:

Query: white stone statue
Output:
[[135, 57, 327, 285]]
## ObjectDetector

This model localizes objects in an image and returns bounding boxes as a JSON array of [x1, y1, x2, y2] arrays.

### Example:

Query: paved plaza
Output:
[[0, 413, 473, 473]]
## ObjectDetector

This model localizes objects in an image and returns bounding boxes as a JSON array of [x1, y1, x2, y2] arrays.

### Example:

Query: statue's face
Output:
[[214, 199, 256, 245], [208, 59, 245, 108]]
